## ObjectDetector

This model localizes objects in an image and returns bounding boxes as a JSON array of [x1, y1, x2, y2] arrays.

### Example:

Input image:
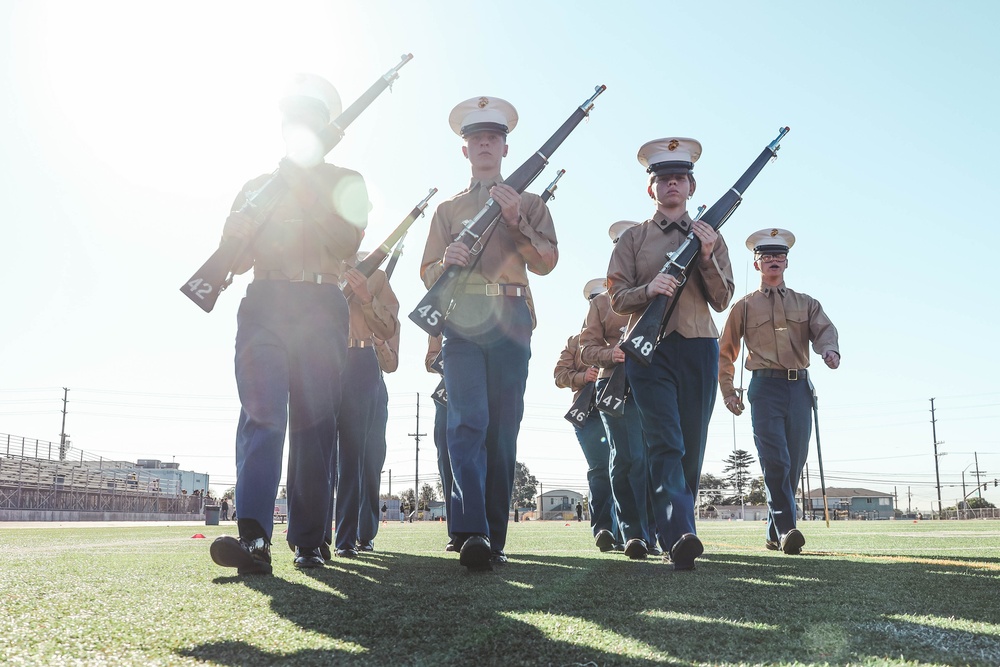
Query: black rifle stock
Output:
[[408, 87, 605, 336], [431, 377, 448, 407], [343, 188, 436, 299], [594, 362, 629, 418], [180, 54, 414, 313], [621, 127, 790, 366], [564, 380, 596, 428]]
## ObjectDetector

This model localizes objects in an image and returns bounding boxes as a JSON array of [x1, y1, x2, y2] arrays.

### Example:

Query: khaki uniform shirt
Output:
[[347, 269, 399, 345], [227, 163, 368, 278], [606, 210, 734, 338], [374, 318, 401, 374], [579, 293, 630, 379], [718, 280, 840, 398], [419, 176, 558, 326], [369, 270, 400, 373], [425, 335, 443, 375], [554, 334, 591, 404]]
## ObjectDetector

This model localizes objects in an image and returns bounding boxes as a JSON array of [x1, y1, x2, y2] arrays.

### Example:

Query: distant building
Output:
[[536, 488, 584, 521], [807, 487, 894, 519], [132, 459, 209, 496]]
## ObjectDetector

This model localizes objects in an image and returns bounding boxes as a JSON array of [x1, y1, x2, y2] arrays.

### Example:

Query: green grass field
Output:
[[1, 518, 999, 666]]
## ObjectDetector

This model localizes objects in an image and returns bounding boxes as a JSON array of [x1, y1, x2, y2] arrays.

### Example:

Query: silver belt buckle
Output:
[[787, 369, 798, 381], [485, 283, 501, 297]]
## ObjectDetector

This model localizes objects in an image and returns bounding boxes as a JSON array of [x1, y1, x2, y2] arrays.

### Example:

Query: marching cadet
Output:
[[554, 288, 620, 553], [581, 222, 658, 560], [326, 252, 399, 559], [357, 307, 400, 552], [427, 334, 456, 551], [606, 137, 734, 570], [211, 73, 367, 575], [419, 96, 558, 571], [718, 228, 840, 555]]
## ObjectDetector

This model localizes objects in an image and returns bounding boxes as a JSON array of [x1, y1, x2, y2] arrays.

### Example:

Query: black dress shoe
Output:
[[320, 543, 332, 561], [335, 546, 359, 558], [647, 542, 663, 557], [211, 535, 272, 576], [765, 540, 780, 551], [624, 538, 649, 560], [780, 528, 805, 555], [490, 550, 508, 565], [669, 533, 704, 571], [595, 529, 615, 552], [459, 535, 492, 571], [294, 546, 325, 568], [444, 539, 457, 552]]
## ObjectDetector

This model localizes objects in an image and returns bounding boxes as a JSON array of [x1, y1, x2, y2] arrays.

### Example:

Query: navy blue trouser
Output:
[[327, 347, 379, 550], [574, 408, 619, 541], [442, 295, 531, 553], [747, 374, 813, 541], [597, 378, 654, 546], [233, 281, 348, 547], [626, 333, 718, 552], [358, 376, 388, 548], [433, 399, 453, 539]]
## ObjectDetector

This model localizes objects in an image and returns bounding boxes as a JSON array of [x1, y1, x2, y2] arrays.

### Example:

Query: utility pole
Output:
[[974, 452, 986, 499], [930, 398, 943, 518], [805, 462, 812, 519], [408, 393, 426, 512], [59, 387, 70, 461]]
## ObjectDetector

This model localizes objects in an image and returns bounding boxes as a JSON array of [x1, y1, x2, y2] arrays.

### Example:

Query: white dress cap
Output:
[[607, 220, 639, 243], [637, 137, 702, 174], [280, 73, 342, 123], [449, 96, 519, 137], [745, 228, 796, 253], [583, 277, 607, 300]]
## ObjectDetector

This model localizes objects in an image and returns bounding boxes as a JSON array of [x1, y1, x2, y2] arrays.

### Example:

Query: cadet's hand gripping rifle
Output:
[[429, 169, 566, 408], [408, 87, 605, 337], [594, 204, 706, 419], [180, 54, 414, 313], [621, 126, 790, 367]]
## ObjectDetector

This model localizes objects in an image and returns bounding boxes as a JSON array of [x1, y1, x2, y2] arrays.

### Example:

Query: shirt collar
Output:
[[760, 280, 787, 297], [651, 209, 692, 232], [469, 174, 503, 191]]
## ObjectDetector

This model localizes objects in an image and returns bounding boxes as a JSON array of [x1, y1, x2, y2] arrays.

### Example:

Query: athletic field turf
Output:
[[2, 518, 998, 666]]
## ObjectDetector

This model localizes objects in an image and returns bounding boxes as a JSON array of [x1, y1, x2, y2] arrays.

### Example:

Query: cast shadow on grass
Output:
[[183, 548, 1000, 666]]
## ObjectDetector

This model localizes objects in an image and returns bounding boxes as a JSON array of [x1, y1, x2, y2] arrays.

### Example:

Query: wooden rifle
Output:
[[595, 205, 707, 418], [408, 86, 605, 336], [180, 54, 414, 312], [620, 126, 790, 366], [428, 169, 566, 409], [343, 188, 437, 299]]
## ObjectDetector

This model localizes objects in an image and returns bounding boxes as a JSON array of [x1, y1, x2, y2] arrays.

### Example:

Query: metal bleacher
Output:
[[0, 434, 197, 515]]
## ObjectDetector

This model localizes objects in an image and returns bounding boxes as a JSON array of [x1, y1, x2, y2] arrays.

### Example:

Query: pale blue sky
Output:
[[2, 1, 998, 512]]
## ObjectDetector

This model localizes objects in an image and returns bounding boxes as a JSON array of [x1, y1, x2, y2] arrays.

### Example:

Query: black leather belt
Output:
[[348, 339, 372, 349], [754, 368, 808, 381], [463, 283, 528, 297], [254, 270, 340, 284]]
